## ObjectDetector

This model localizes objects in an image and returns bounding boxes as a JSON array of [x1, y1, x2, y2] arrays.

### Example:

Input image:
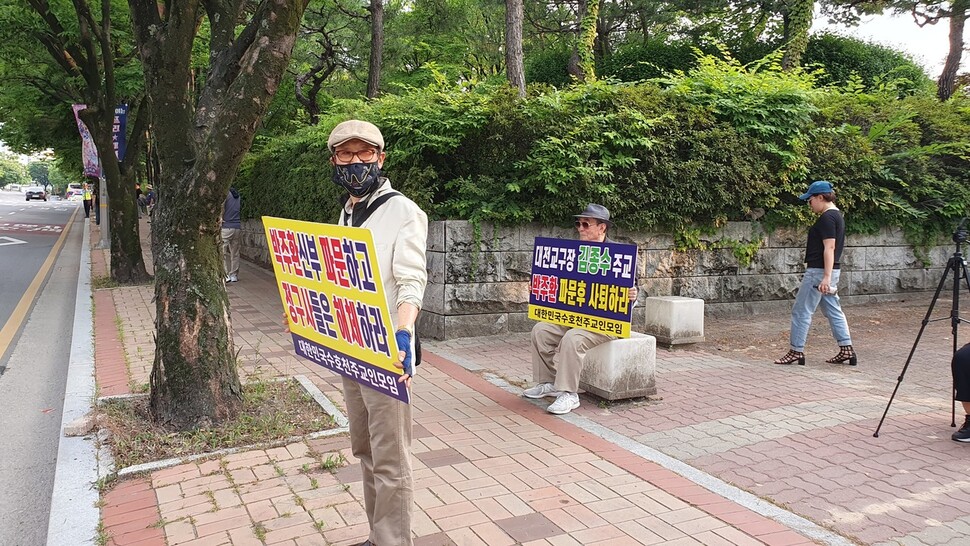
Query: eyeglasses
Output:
[[333, 148, 379, 163], [575, 220, 598, 229]]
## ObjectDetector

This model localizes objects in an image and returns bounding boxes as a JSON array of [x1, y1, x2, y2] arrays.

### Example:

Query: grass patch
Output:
[[100, 378, 337, 469], [91, 275, 121, 290]]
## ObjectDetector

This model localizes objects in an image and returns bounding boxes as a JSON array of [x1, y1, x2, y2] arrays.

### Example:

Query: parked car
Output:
[[65, 182, 84, 201], [25, 186, 47, 201]]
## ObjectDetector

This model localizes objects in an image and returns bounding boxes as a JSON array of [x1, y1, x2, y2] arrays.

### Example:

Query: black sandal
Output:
[[774, 350, 805, 366], [826, 345, 857, 366]]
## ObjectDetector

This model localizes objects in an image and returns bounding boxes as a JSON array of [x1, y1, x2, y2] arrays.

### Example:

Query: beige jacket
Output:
[[340, 180, 428, 326]]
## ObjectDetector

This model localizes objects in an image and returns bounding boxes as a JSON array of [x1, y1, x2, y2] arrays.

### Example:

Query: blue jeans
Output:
[[790, 268, 852, 352]]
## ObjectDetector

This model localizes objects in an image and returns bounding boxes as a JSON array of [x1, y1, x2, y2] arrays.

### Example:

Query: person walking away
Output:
[[524, 203, 638, 415], [774, 181, 857, 366], [82, 183, 93, 218], [221, 187, 241, 283], [329, 119, 428, 546]]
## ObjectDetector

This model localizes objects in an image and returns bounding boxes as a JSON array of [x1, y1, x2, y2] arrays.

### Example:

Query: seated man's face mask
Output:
[[333, 161, 381, 198]]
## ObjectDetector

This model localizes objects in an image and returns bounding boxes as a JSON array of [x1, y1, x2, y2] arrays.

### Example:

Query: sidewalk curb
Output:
[[46, 218, 99, 546]]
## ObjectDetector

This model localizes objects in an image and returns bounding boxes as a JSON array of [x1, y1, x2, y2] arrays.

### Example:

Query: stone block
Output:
[[748, 247, 803, 276], [767, 227, 803, 248], [64, 412, 98, 437], [847, 226, 905, 248], [444, 282, 529, 314], [718, 221, 768, 244], [428, 221, 445, 251], [443, 313, 510, 338], [841, 247, 863, 271], [716, 273, 801, 302], [864, 246, 921, 270], [418, 312, 444, 340], [852, 270, 902, 295], [445, 221, 518, 252], [519, 223, 573, 251], [639, 277, 673, 298], [508, 312, 536, 333], [426, 251, 445, 284], [612, 231, 676, 251], [443, 251, 532, 284], [644, 296, 705, 346], [422, 281, 445, 315], [670, 276, 717, 302], [579, 333, 657, 400]]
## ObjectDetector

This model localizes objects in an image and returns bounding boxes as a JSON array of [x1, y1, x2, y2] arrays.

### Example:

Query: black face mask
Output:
[[333, 161, 382, 198]]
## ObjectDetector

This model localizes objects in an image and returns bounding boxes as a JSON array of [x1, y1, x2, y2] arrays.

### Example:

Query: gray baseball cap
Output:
[[327, 120, 385, 152], [575, 203, 612, 226]]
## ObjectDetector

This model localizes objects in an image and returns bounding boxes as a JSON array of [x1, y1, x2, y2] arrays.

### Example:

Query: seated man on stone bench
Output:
[[524, 203, 638, 415]]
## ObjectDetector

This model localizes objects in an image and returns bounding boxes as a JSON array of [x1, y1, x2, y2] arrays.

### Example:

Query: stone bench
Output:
[[579, 332, 657, 401], [644, 296, 705, 347]]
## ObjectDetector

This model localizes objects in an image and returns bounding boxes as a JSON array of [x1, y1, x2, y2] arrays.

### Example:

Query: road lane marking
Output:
[[0, 207, 78, 362], [0, 236, 28, 246]]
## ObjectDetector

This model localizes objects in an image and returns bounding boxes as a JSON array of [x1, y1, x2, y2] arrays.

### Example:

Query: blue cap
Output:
[[799, 180, 834, 201]]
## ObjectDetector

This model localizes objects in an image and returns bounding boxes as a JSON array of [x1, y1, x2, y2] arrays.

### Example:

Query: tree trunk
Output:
[[505, 0, 525, 98], [367, 0, 384, 99], [79, 107, 150, 284], [568, 0, 588, 80], [575, 0, 600, 82], [781, 0, 812, 71], [938, 0, 968, 101], [129, 0, 309, 430]]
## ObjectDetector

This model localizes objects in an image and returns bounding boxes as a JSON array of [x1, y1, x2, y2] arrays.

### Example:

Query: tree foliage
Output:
[[237, 52, 970, 247]]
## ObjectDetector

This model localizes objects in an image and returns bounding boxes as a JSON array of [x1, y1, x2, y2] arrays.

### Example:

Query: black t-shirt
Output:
[[805, 208, 845, 269]]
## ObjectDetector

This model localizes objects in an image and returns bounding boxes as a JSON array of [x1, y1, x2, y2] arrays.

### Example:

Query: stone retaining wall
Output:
[[239, 219, 951, 340]]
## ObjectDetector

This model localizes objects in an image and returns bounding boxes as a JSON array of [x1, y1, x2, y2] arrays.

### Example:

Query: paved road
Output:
[[0, 191, 78, 368], [0, 190, 82, 546]]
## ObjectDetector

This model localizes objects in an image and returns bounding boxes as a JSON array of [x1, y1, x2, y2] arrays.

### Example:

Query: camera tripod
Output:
[[874, 219, 970, 437]]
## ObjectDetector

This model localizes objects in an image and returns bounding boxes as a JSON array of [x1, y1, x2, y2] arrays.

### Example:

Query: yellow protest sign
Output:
[[262, 216, 408, 403]]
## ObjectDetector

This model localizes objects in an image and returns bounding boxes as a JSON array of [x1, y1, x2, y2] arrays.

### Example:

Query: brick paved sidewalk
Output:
[[90, 220, 823, 546], [89, 219, 970, 546]]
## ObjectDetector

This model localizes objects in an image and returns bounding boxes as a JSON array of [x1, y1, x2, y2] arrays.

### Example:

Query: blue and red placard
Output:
[[528, 237, 638, 338], [263, 216, 409, 403]]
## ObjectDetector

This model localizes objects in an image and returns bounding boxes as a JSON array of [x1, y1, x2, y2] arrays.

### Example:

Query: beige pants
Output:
[[531, 322, 613, 393], [342, 377, 414, 546], [221, 228, 240, 277]]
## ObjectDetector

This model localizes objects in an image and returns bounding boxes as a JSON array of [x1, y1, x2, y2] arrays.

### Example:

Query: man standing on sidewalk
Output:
[[524, 203, 638, 415], [82, 183, 93, 218], [221, 187, 241, 283], [329, 119, 428, 546]]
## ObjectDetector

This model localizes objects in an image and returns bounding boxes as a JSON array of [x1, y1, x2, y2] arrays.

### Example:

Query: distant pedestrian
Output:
[[221, 187, 241, 283], [82, 183, 93, 218], [774, 181, 856, 366], [135, 183, 148, 218]]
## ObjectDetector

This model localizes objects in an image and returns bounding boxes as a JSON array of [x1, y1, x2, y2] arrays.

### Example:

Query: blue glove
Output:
[[395, 329, 415, 377]]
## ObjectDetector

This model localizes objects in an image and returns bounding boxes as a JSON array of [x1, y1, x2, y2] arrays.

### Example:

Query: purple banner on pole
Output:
[[291, 332, 409, 403], [112, 104, 128, 161], [72, 104, 100, 177]]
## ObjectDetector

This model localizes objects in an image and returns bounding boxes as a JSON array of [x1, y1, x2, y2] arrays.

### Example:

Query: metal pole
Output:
[[96, 176, 109, 250]]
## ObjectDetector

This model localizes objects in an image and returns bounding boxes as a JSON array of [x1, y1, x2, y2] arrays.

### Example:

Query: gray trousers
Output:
[[221, 228, 240, 277], [531, 322, 613, 393], [342, 377, 414, 546]]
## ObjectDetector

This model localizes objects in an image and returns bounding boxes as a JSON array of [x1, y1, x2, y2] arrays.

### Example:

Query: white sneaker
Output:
[[547, 392, 580, 415], [228, 274, 238, 282], [523, 382, 562, 399]]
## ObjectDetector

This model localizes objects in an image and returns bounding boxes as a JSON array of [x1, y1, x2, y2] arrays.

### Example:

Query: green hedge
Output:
[[237, 54, 970, 244]]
